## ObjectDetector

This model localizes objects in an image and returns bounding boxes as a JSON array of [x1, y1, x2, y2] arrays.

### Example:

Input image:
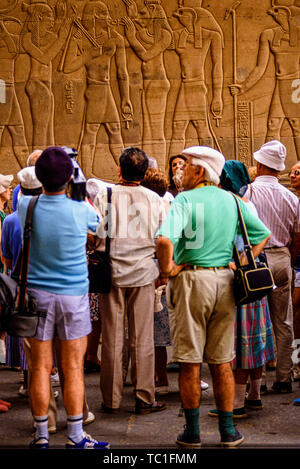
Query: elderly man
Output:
[[94, 147, 166, 414], [245, 140, 300, 393], [156, 146, 270, 448]]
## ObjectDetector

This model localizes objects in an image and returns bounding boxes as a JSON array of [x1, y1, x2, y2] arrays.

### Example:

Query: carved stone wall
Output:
[[0, 0, 300, 183]]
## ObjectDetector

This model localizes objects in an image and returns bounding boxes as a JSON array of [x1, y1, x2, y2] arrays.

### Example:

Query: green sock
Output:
[[218, 410, 235, 436], [183, 407, 200, 436]]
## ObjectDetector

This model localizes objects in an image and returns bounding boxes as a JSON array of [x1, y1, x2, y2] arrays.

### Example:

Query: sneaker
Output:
[[155, 385, 169, 395], [18, 385, 29, 397], [271, 381, 293, 394], [50, 372, 60, 387], [208, 407, 248, 419], [135, 399, 166, 415], [176, 427, 201, 448], [0, 403, 9, 412], [83, 411, 95, 425], [200, 380, 209, 391], [66, 432, 110, 449], [294, 398, 300, 406], [29, 437, 49, 449], [220, 428, 244, 447], [245, 398, 263, 409]]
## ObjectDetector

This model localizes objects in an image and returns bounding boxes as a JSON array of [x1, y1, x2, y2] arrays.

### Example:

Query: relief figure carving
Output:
[[168, 0, 224, 158], [122, 0, 173, 169], [230, 4, 300, 160], [62, 1, 133, 177], [0, 14, 28, 167], [21, 0, 70, 149]]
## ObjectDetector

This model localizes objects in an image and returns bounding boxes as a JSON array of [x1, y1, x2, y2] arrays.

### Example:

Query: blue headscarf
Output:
[[219, 160, 251, 196]]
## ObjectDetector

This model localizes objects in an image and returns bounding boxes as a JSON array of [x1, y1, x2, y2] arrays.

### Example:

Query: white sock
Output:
[[234, 383, 247, 409], [248, 378, 261, 400], [34, 415, 49, 440], [67, 414, 83, 443]]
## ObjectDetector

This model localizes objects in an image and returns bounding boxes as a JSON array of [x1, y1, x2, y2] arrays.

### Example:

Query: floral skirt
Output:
[[232, 297, 276, 370], [154, 293, 172, 347], [89, 293, 101, 322]]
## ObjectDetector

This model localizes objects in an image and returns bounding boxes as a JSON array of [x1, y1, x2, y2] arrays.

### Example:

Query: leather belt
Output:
[[184, 265, 229, 271]]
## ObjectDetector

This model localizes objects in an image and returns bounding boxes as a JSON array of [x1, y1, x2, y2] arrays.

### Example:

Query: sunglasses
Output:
[[289, 170, 300, 177]]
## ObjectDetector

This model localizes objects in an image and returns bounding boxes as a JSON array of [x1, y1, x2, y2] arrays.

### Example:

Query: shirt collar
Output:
[[254, 175, 279, 184]]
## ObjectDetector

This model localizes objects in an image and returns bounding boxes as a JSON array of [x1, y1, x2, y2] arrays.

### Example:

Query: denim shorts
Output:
[[28, 288, 92, 341]]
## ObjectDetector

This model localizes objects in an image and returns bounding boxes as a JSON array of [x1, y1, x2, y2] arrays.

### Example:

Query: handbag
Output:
[[88, 187, 112, 294], [232, 195, 275, 306], [0, 195, 44, 337]]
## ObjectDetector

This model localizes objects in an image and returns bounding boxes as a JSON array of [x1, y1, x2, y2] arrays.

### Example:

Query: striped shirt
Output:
[[245, 176, 300, 248]]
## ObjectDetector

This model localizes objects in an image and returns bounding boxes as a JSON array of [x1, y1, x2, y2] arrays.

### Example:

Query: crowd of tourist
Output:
[[0, 139, 299, 449]]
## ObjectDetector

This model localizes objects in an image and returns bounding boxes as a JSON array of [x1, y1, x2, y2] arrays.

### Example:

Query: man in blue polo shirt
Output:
[[156, 146, 270, 448], [18, 146, 109, 449]]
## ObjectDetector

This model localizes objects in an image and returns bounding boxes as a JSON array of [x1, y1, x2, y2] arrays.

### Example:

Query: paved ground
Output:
[[1, 358, 300, 453]]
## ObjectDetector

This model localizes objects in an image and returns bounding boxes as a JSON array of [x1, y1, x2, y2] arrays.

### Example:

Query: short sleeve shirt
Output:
[[157, 185, 270, 267]]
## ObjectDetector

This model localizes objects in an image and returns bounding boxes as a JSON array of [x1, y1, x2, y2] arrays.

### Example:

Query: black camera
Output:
[[61, 146, 86, 201]]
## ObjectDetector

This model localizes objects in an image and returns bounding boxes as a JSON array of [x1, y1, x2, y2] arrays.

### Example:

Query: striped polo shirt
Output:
[[245, 176, 300, 248]]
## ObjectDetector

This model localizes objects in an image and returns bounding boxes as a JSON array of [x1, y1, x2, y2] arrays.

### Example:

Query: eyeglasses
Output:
[[289, 170, 300, 177]]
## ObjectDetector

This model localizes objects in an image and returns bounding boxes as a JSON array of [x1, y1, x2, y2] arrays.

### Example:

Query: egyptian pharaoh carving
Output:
[[230, 1, 300, 161], [21, 0, 70, 149], [122, 0, 173, 170], [62, 0, 133, 177], [0, 1, 28, 168], [168, 0, 224, 158]]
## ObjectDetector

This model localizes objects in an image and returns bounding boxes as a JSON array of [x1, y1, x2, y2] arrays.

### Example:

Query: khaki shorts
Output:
[[167, 269, 236, 364]]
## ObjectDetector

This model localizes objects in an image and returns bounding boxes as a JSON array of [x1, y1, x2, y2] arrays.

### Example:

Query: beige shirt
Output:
[[245, 176, 300, 248], [94, 184, 166, 287]]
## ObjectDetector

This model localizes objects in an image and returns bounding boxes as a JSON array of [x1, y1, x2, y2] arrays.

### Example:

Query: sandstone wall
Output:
[[0, 0, 299, 183]]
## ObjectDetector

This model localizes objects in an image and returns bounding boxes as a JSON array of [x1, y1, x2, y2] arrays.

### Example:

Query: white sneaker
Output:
[[201, 380, 209, 391], [50, 372, 60, 387], [18, 385, 29, 397], [83, 411, 95, 426]]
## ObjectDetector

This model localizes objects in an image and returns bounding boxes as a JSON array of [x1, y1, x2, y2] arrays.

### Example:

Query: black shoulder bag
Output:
[[88, 187, 112, 294], [0, 195, 43, 337], [232, 195, 275, 306]]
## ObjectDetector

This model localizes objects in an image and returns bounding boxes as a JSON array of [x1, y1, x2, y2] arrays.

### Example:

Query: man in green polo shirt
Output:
[[156, 146, 270, 448]]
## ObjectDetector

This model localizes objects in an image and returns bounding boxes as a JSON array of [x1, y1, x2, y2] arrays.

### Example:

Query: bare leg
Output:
[[59, 336, 87, 416], [209, 362, 234, 412], [28, 338, 53, 416], [179, 363, 201, 408]]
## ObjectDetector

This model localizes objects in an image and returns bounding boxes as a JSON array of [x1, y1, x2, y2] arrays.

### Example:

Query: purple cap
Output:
[[35, 146, 73, 188]]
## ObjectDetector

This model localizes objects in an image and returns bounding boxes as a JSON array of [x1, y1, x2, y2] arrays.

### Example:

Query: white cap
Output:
[[253, 140, 286, 171], [0, 174, 13, 194], [181, 146, 225, 185], [86, 178, 113, 203], [17, 166, 42, 190]]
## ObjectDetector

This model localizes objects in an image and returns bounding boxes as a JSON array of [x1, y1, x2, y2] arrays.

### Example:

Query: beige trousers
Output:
[[23, 338, 89, 427], [265, 247, 294, 382], [100, 283, 155, 409]]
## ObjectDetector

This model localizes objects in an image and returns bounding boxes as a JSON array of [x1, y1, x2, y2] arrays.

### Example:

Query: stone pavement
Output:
[[1, 360, 300, 451]]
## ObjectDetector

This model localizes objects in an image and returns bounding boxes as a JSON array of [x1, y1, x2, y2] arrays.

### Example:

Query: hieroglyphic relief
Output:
[[0, 0, 28, 168], [168, 0, 224, 157], [230, 1, 300, 163], [0, 0, 300, 181], [62, 1, 133, 177]]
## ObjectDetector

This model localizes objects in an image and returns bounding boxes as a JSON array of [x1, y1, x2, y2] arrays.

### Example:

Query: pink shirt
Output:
[[245, 176, 300, 248]]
